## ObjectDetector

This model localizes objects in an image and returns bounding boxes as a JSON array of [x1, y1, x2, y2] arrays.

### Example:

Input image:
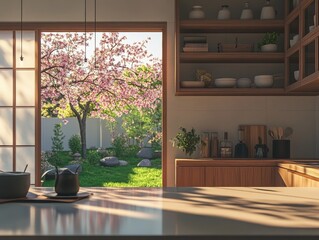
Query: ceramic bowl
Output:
[[294, 70, 299, 81], [0, 172, 30, 199], [214, 78, 236, 88], [237, 78, 252, 88], [254, 75, 274, 88], [261, 44, 277, 52]]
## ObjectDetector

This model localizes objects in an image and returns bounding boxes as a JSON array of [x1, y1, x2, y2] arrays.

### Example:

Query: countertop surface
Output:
[[1, 187, 319, 239]]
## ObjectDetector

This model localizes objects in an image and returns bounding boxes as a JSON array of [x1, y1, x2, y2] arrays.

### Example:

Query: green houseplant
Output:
[[171, 127, 200, 156], [258, 32, 279, 52]]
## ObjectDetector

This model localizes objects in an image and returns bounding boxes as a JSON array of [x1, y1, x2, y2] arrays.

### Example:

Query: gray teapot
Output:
[[55, 166, 80, 196]]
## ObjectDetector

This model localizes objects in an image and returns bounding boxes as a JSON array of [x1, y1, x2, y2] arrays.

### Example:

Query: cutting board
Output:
[[238, 125, 267, 158]]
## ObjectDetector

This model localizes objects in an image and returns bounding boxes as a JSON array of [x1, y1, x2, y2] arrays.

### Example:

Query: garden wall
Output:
[[41, 118, 115, 151]]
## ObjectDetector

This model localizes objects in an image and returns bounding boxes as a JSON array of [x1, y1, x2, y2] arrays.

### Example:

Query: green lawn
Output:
[[42, 157, 162, 187]]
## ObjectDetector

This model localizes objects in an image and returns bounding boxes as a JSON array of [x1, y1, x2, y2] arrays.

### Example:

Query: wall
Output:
[[0, 0, 318, 186], [41, 118, 114, 151]]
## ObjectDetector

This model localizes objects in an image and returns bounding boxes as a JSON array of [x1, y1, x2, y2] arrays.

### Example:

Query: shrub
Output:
[[68, 134, 81, 154], [51, 123, 65, 152], [86, 150, 101, 165], [112, 135, 127, 157]]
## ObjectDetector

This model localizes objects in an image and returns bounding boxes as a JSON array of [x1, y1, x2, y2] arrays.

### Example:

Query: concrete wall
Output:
[[41, 118, 114, 151], [0, 0, 318, 186]]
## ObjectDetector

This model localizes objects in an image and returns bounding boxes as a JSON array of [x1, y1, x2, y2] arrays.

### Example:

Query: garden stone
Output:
[[41, 159, 55, 180], [64, 163, 82, 174], [137, 159, 151, 167], [119, 160, 128, 166], [72, 152, 81, 161], [137, 147, 154, 159], [100, 156, 120, 167], [153, 150, 162, 159]]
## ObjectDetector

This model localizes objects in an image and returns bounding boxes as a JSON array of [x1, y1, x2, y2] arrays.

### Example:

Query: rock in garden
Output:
[[41, 160, 55, 180], [153, 150, 162, 159], [64, 163, 82, 174], [119, 160, 128, 166], [137, 147, 154, 159], [137, 159, 151, 167], [100, 156, 120, 167], [72, 152, 81, 161]]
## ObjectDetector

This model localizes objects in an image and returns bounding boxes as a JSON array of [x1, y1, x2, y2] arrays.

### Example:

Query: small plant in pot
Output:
[[258, 32, 279, 52], [171, 127, 200, 156]]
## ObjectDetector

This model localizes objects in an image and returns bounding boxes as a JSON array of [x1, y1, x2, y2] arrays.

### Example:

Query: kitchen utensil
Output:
[[260, 0, 276, 19], [23, 164, 28, 173], [214, 78, 236, 88], [277, 127, 284, 140], [55, 166, 80, 196], [283, 127, 293, 138], [273, 140, 290, 158], [268, 129, 275, 139], [0, 171, 30, 199], [254, 75, 274, 88]]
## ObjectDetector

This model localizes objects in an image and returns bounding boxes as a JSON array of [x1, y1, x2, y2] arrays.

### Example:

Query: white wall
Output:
[[1, 0, 318, 186]]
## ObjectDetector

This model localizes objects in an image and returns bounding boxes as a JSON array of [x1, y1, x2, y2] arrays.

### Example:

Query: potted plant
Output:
[[171, 127, 200, 156], [258, 32, 279, 52]]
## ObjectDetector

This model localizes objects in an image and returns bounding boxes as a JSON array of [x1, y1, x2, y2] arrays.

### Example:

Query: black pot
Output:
[[0, 172, 30, 199]]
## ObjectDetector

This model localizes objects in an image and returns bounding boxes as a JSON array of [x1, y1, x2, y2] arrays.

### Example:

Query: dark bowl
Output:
[[0, 172, 30, 199]]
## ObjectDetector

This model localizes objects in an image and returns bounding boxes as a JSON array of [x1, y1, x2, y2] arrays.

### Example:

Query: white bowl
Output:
[[237, 78, 252, 88], [254, 75, 274, 88], [309, 25, 315, 32], [214, 78, 236, 88], [261, 44, 277, 52], [294, 70, 299, 81], [290, 39, 297, 47], [181, 81, 205, 88]]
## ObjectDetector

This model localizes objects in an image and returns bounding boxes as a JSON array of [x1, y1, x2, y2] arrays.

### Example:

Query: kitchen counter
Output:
[[1, 187, 319, 239]]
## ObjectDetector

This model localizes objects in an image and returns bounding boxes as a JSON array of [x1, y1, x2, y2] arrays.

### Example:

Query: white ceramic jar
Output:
[[240, 2, 253, 20], [217, 5, 231, 20], [260, 0, 276, 19], [189, 5, 205, 19]]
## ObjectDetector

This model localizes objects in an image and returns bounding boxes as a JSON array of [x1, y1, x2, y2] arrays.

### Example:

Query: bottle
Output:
[[210, 132, 219, 158], [217, 5, 231, 20], [234, 129, 248, 158], [220, 132, 233, 158], [189, 5, 205, 19], [200, 132, 210, 158], [240, 2, 253, 20]]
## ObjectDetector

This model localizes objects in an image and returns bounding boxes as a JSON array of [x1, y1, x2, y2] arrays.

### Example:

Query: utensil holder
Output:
[[273, 140, 290, 159]]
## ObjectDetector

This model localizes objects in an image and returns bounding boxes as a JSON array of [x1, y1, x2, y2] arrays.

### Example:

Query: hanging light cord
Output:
[[20, 0, 24, 61], [84, 0, 87, 62], [94, 0, 97, 68]]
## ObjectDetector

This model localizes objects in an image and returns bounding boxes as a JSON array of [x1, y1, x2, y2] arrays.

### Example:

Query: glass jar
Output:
[[240, 2, 253, 19], [189, 5, 205, 19], [217, 5, 231, 20]]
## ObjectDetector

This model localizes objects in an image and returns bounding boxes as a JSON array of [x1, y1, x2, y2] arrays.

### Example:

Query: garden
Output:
[[40, 32, 162, 187]]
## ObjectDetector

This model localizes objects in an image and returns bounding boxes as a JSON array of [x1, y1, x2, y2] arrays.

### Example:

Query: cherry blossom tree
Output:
[[41, 32, 162, 158]]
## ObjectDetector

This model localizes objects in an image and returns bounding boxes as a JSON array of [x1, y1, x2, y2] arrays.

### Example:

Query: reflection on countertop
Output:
[[1, 187, 319, 239]]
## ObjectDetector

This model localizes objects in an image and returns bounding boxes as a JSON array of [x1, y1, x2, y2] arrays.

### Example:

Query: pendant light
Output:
[[94, 0, 97, 69], [20, 0, 24, 61], [84, 0, 87, 62]]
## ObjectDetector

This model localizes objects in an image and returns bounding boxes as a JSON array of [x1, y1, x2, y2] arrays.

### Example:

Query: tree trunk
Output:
[[69, 102, 90, 159]]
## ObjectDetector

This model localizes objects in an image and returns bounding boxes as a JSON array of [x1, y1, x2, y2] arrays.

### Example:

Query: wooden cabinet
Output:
[[205, 167, 275, 187], [176, 167, 205, 186], [176, 0, 319, 96], [175, 159, 278, 187], [286, 0, 319, 93], [277, 166, 319, 186]]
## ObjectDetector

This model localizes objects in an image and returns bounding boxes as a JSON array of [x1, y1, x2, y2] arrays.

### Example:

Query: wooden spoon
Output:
[[268, 129, 275, 139], [278, 127, 284, 140], [283, 127, 293, 139]]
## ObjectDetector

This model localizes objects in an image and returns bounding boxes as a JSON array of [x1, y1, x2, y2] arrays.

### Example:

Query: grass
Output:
[[42, 156, 162, 187]]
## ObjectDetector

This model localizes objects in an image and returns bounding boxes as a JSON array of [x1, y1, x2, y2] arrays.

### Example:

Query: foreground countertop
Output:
[[1, 187, 319, 240]]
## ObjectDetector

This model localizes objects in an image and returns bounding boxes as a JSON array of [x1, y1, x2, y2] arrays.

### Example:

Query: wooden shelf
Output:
[[180, 20, 285, 33], [286, 72, 319, 92], [175, 87, 287, 96], [180, 52, 285, 63]]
